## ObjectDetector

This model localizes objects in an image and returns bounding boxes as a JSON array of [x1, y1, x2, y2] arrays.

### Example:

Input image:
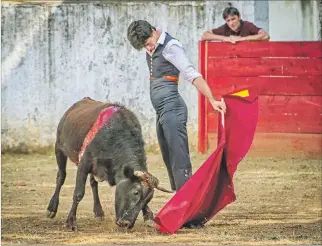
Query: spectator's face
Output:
[[225, 14, 241, 32], [144, 30, 159, 53]]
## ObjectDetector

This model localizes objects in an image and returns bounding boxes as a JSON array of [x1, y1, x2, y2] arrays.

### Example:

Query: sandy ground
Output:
[[1, 152, 321, 245]]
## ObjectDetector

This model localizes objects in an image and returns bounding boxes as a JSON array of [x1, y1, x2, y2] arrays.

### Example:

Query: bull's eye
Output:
[[134, 190, 139, 195]]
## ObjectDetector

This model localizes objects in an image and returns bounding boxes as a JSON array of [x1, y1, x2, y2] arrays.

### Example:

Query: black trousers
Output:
[[156, 106, 192, 191]]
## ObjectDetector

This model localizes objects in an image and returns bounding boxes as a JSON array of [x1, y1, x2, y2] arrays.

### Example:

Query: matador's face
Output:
[[144, 30, 160, 53]]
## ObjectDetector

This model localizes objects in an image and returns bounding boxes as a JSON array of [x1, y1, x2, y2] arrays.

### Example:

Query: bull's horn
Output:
[[134, 170, 156, 187], [146, 172, 174, 193], [156, 186, 175, 193], [133, 170, 145, 178], [134, 171, 174, 193]]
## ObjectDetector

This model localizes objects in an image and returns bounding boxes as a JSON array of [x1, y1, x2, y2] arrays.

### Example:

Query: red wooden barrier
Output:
[[198, 41, 322, 156]]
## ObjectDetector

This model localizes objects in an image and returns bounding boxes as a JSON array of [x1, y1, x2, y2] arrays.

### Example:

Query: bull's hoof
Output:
[[94, 214, 104, 221], [46, 210, 57, 219], [143, 220, 155, 228], [47, 197, 59, 219], [143, 210, 154, 221], [66, 214, 78, 232], [93, 205, 105, 220]]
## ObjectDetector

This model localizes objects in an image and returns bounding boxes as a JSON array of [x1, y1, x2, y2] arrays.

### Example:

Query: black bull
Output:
[[46, 97, 172, 231]]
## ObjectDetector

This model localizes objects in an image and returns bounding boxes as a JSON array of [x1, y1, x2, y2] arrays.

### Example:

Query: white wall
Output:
[[269, 0, 320, 41], [1, 1, 258, 152], [1, 0, 320, 152]]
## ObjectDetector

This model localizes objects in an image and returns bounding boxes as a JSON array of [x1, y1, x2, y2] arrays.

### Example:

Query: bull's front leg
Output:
[[66, 162, 90, 232], [90, 174, 105, 220], [142, 205, 154, 221], [142, 205, 154, 228]]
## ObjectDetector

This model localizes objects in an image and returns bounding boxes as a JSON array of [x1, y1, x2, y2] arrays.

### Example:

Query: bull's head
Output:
[[114, 165, 173, 229]]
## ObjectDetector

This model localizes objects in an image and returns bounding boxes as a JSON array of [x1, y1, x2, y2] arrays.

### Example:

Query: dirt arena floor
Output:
[[1, 151, 321, 245]]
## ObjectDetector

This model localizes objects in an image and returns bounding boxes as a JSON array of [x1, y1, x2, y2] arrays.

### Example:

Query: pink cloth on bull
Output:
[[78, 106, 120, 163]]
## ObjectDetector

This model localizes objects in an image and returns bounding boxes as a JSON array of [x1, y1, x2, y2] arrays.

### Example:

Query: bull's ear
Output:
[[123, 165, 135, 180]]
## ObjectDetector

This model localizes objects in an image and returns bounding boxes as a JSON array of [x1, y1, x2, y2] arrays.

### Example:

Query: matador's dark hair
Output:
[[127, 20, 156, 50]]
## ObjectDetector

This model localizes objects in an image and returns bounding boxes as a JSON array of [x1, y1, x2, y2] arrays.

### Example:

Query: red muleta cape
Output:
[[154, 88, 259, 234]]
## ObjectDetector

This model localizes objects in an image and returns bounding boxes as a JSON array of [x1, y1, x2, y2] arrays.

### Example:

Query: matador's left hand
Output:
[[209, 98, 226, 114]]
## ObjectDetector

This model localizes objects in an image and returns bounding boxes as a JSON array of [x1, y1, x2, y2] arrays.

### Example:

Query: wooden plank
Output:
[[208, 112, 321, 133], [201, 41, 322, 156], [198, 41, 207, 153], [207, 76, 322, 96], [207, 96, 322, 134], [256, 114, 321, 133], [207, 96, 322, 114], [257, 95, 321, 133], [206, 41, 322, 58], [208, 132, 322, 158], [207, 57, 322, 77]]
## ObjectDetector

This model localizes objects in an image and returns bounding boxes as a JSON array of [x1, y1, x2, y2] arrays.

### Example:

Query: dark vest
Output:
[[146, 33, 186, 115], [146, 33, 180, 79]]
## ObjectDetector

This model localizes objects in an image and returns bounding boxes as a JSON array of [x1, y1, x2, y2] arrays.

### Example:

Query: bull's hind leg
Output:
[[47, 143, 67, 218], [90, 174, 105, 220], [66, 155, 91, 232]]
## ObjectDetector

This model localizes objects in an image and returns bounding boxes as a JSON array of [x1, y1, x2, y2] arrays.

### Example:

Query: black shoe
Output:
[[181, 221, 205, 229]]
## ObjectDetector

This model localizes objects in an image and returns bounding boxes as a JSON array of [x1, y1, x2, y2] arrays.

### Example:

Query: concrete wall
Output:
[[319, 0, 322, 40], [1, 0, 320, 152], [1, 0, 257, 152], [254, 0, 269, 33], [268, 0, 320, 41]]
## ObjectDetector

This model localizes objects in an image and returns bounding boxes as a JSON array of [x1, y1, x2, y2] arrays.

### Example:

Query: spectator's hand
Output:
[[229, 35, 242, 44], [209, 98, 226, 114], [223, 36, 233, 43]]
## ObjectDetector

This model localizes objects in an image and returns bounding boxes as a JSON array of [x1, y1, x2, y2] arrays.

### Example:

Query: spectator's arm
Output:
[[240, 29, 270, 41], [202, 30, 229, 42]]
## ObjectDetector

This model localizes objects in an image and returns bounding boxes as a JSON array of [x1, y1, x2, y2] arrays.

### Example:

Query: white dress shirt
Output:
[[147, 30, 202, 84]]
